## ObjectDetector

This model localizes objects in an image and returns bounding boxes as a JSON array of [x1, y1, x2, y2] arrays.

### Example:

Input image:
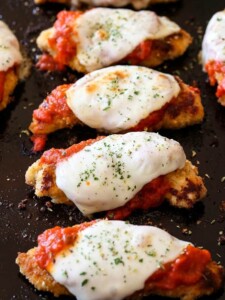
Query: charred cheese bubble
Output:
[[55, 132, 186, 215], [29, 63, 204, 152], [48, 220, 189, 300], [16, 219, 224, 299], [66, 66, 180, 132], [37, 8, 182, 73], [75, 9, 180, 72], [0, 21, 22, 71]]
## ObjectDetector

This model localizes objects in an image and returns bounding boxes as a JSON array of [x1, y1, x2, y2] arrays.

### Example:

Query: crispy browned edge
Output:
[[29, 96, 78, 135], [29, 76, 204, 136], [0, 68, 19, 111], [25, 158, 207, 209], [138, 29, 192, 69], [16, 246, 224, 299], [148, 76, 204, 131]]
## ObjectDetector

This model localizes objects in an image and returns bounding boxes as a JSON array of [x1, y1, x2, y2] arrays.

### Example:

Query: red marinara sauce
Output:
[[31, 134, 47, 152], [35, 222, 211, 290], [205, 60, 225, 98], [36, 54, 65, 72], [106, 176, 170, 220], [125, 40, 153, 64], [40, 136, 105, 165], [129, 102, 170, 132], [148, 245, 211, 289], [35, 220, 97, 269], [37, 11, 82, 71], [0, 71, 6, 102], [31, 84, 74, 152], [41, 137, 170, 220], [33, 84, 73, 124]]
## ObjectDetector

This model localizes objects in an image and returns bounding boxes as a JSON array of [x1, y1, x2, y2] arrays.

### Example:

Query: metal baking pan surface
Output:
[[0, 0, 225, 299]]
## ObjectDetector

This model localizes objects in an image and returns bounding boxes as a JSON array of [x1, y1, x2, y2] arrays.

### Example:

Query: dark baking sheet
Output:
[[0, 0, 225, 299]]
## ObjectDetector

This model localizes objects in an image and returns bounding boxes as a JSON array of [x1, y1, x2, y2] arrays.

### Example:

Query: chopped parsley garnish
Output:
[[81, 279, 89, 286], [114, 257, 124, 265], [80, 272, 87, 276]]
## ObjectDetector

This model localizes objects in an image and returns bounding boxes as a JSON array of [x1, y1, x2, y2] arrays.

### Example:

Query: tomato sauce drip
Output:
[[205, 60, 225, 98], [106, 176, 169, 220], [31, 134, 47, 152], [35, 222, 211, 290], [36, 54, 65, 72], [148, 245, 211, 289], [40, 136, 105, 164], [35, 220, 97, 269], [126, 40, 153, 64], [0, 71, 6, 102], [50, 11, 81, 67], [31, 84, 74, 152], [33, 84, 72, 123]]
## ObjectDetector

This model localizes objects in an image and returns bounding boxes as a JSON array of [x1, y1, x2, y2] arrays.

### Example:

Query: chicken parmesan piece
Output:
[[0, 21, 23, 111], [29, 66, 204, 152], [202, 10, 225, 106], [36, 9, 192, 73], [16, 220, 224, 300], [26, 132, 206, 217], [35, 0, 178, 10]]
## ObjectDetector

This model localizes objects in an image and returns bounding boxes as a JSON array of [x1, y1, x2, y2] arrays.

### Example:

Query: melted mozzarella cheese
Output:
[[66, 66, 180, 132], [0, 21, 22, 71], [74, 8, 180, 71], [202, 10, 225, 67], [55, 132, 186, 215], [49, 220, 190, 300]]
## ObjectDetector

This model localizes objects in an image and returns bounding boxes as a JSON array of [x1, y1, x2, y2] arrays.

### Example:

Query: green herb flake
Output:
[[80, 272, 87, 276], [63, 270, 69, 278], [114, 257, 124, 265], [81, 279, 89, 286]]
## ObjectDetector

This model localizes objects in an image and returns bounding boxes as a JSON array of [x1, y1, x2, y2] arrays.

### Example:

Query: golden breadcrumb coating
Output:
[[16, 249, 70, 297], [213, 71, 225, 106], [0, 68, 19, 111], [16, 245, 224, 300], [37, 22, 192, 73], [164, 160, 206, 208], [140, 30, 192, 69], [29, 77, 204, 137], [25, 159, 207, 208]]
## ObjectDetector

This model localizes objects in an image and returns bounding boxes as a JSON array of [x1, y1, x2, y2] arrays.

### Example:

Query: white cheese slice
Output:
[[49, 220, 190, 300], [202, 10, 225, 67], [0, 21, 22, 72], [74, 8, 180, 71], [66, 66, 180, 132], [55, 132, 186, 215]]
